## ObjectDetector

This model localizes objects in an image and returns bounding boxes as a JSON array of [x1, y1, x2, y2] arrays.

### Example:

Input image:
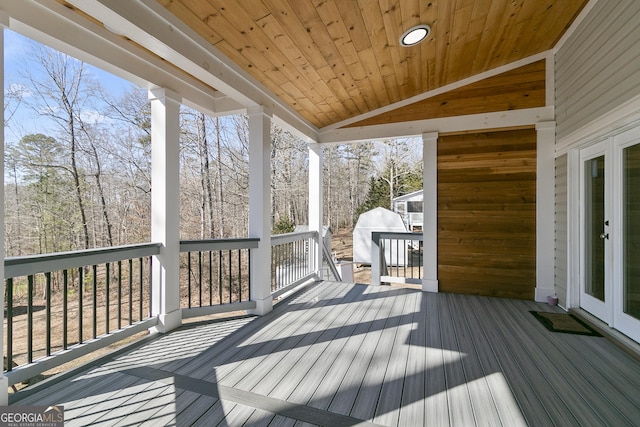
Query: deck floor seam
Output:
[[120, 365, 385, 427]]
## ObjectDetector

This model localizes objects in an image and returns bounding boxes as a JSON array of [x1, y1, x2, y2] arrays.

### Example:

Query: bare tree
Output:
[[199, 113, 216, 238], [23, 46, 93, 249], [376, 138, 423, 205], [104, 87, 152, 244], [79, 124, 114, 246], [271, 125, 308, 227], [9, 133, 78, 254], [4, 83, 26, 126], [214, 116, 225, 237]]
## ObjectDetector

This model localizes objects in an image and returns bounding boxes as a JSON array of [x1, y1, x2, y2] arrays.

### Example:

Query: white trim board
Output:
[[319, 107, 554, 144]]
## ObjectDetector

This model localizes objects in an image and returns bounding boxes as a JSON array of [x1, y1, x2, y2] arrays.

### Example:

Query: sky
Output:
[[4, 29, 136, 143]]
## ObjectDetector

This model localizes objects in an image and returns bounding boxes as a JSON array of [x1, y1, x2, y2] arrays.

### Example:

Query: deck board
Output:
[[140, 390, 218, 427], [261, 285, 381, 400], [89, 381, 173, 426], [445, 293, 504, 426], [424, 293, 450, 426], [372, 291, 416, 426], [64, 377, 149, 426], [482, 294, 638, 426], [396, 289, 426, 427], [373, 290, 420, 425], [221, 282, 366, 392], [189, 400, 229, 427], [438, 293, 477, 427], [185, 283, 348, 383], [349, 289, 409, 421], [288, 286, 391, 409], [473, 295, 581, 426], [452, 295, 527, 427], [502, 299, 638, 424], [11, 281, 640, 427], [490, 298, 617, 426], [321, 288, 399, 415]]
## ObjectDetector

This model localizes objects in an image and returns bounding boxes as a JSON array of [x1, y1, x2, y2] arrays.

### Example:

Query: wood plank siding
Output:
[[555, 154, 569, 307], [438, 128, 537, 299], [556, 0, 640, 142], [345, 60, 546, 128], [13, 282, 640, 426]]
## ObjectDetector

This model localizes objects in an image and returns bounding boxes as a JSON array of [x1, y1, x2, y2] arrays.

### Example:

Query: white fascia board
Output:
[[318, 107, 555, 144], [65, 0, 318, 141], [322, 51, 552, 133], [1, 0, 245, 117]]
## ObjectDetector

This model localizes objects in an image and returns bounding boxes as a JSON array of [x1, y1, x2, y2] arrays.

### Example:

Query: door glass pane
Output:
[[585, 156, 605, 301], [624, 144, 640, 319]]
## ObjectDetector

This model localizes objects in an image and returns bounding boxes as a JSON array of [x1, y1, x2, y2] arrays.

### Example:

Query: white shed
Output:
[[353, 207, 407, 265]]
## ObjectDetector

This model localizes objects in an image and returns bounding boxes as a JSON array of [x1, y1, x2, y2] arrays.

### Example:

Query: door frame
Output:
[[579, 139, 613, 325], [569, 125, 640, 341], [611, 128, 640, 342]]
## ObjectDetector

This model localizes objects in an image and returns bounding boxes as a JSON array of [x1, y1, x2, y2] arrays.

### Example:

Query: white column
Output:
[[422, 132, 439, 292], [0, 23, 9, 406], [535, 121, 557, 302], [248, 106, 273, 315], [149, 88, 182, 333], [308, 143, 323, 279]]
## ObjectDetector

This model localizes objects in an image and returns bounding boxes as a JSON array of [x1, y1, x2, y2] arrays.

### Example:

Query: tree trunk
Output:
[[215, 117, 224, 237], [68, 113, 90, 249], [89, 140, 114, 246]]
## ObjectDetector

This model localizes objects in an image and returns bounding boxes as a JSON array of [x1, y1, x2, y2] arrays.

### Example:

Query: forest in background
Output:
[[4, 39, 423, 258]]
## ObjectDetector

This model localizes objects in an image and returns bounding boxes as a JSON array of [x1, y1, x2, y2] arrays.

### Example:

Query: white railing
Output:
[[3, 231, 339, 388], [4, 243, 162, 386], [371, 231, 424, 286], [179, 238, 259, 319], [270, 231, 319, 298]]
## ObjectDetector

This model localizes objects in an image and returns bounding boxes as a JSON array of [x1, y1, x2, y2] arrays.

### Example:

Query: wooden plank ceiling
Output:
[[153, 1, 587, 129]]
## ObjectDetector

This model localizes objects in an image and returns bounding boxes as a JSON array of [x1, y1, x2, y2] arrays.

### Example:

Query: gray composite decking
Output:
[[13, 281, 640, 426]]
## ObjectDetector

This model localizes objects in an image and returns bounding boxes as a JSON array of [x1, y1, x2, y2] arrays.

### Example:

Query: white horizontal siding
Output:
[[556, 1, 640, 141], [554, 154, 568, 307]]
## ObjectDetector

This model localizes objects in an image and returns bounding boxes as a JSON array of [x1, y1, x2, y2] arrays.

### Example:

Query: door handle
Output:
[[600, 233, 609, 240]]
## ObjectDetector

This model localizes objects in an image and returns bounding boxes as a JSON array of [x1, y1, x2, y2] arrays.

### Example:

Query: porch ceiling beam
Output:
[[65, 0, 319, 142], [317, 106, 555, 144]]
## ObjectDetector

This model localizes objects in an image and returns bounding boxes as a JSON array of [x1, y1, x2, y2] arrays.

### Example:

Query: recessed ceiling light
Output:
[[400, 24, 431, 47]]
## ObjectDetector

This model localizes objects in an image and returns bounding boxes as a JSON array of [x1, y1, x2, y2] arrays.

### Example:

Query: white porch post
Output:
[[308, 143, 323, 279], [149, 88, 182, 333], [248, 106, 273, 315], [422, 132, 439, 292], [0, 23, 9, 406], [535, 121, 557, 301]]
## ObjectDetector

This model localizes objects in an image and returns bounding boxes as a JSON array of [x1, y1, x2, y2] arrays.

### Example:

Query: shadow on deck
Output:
[[12, 281, 640, 426]]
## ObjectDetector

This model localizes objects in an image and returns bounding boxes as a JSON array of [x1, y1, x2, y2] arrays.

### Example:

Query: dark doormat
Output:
[[530, 311, 602, 337]]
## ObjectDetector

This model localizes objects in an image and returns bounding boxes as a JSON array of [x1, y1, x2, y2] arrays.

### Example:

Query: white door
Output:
[[613, 129, 640, 342], [580, 130, 640, 342], [580, 140, 612, 324]]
